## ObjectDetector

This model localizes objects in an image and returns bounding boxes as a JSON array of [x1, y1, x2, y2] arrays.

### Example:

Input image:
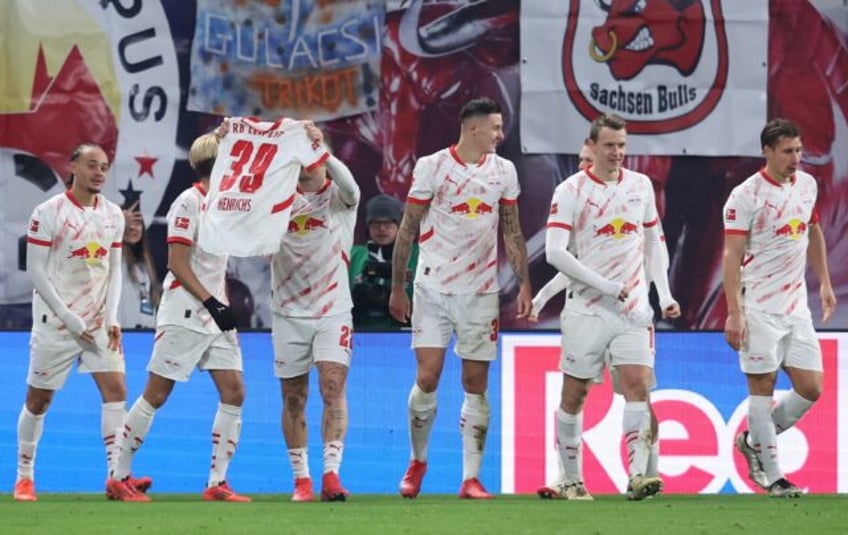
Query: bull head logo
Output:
[[589, 0, 706, 80]]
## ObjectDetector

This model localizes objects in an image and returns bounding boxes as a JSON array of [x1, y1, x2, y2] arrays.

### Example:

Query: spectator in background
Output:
[[349, 194, 417, 330], [118, 201, 161, 329]]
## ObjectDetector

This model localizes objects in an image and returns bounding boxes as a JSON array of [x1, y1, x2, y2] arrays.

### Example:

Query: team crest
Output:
[[561, 0, 728, 134], [0, 0, 179, 304]]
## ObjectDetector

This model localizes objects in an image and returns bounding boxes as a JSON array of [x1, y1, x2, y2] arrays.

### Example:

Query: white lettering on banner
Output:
[[501, 333, 847, 494]]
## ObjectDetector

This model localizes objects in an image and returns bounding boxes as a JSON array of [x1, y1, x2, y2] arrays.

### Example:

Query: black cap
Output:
[[365, 194, 403, 225]]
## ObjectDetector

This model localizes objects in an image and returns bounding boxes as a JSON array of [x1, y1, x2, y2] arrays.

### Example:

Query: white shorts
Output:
[[272, 312, 352, 379], [147, 325, 242, 382], [411, 285, 498, 361], [28, 325, 125, 390], [740, 309, 822, 374], [561, 308, 654, 381]]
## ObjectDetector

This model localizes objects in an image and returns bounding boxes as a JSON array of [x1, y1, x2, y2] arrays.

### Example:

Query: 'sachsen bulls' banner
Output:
[[188, 0, 384, 122], [501, 333, 848, 494], [519, 0, 767, 156], [0, 0, 179, 308]]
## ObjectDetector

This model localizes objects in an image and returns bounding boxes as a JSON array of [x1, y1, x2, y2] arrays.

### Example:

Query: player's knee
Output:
[[284, 390, 307, 413], [25, 396, 51, 415], [795, 384, 822, 402], [416, 372, 440, 393], [144, 390, 170, 409], [220, 385, 245, 406]]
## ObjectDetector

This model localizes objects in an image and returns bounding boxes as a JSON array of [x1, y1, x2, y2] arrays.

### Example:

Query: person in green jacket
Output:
[[349, 194, 418, 330]]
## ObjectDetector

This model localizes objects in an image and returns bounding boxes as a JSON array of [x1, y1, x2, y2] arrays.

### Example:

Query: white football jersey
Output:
[[408, 146, 520, 294], [723, 169, 819, 317], [198, 117, 330, 257], [27, 191, 124, 330], [547, 167, 658, 323], [271, 179, 356, 317], [158, 183, 229, 334]]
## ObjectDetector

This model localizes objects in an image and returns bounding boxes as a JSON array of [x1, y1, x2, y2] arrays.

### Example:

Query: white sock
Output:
[[772, 390, 815, 434], [113, 397, 156, 481], [645, 440, 660, 477], [101, 401, 125, 478], [16, 406, 45, 482], [408, 383, 437, 462], [209, 403, 242, 487], [323, 440, 344, 475], [288, 447, 310, 479], [556, 408, 583, 485], [748, 395, 781, 485], [460, 392, 490, 481], [622, 401, 651, 478], [553, 437, 567, 486]]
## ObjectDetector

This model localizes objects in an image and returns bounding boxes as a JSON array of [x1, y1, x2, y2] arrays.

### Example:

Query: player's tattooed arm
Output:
[[499, 202, 530, 285], [391, 202, 427, 287]]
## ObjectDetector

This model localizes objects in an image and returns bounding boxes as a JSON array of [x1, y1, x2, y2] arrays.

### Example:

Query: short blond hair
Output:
[[189, 133, 219, 175]]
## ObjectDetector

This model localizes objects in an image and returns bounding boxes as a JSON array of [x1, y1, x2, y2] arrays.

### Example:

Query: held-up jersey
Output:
[[271, 179, 356, 317], [723, 169, 819, 317], [407, 146, 520, 294], [158, 183, 229, 334], [26, 191, 124, 330], [546, 167, 658, 323], [198, 117, 330, 257]]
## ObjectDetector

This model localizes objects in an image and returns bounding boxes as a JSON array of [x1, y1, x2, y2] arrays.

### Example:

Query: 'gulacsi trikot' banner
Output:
[[520, 0, 768, 156], [188, 0, 384, 122]]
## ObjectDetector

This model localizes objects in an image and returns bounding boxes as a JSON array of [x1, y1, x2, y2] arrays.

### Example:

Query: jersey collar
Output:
[[65, 190, 99, 209], [192, 182, 208, 195], [759, 168, 795, 186], [585, 166, 622, 185], [449, 145, 488, 167]]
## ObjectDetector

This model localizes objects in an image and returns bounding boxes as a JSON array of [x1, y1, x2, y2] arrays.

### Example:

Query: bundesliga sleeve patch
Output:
[[725, 208, 736, 221], [175, 216, 190, 230]]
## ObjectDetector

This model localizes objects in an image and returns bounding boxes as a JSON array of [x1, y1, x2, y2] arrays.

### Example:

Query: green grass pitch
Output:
[[1, 494, 845, 534]]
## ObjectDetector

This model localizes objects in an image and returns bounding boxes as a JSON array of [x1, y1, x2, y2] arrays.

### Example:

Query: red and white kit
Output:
[[198, 117, 329, 257], [271, 167, 357, 318], [408, 145, 520, 294], [723, 169, 819, 317], [27, 191, 124, 332], [158, 183, 229, 334], [547, 167, 659, 323]]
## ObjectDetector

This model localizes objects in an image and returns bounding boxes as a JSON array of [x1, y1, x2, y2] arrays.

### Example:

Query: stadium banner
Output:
[[519, 0, 768, 156], [187, 0, 384, 122], [0, 0, 179, 309], [502, 332, 848, 495]]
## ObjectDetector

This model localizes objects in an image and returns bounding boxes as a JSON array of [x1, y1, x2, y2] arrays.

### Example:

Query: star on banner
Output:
[[119, 180, 143, 210], [134, 154, 158, 178]]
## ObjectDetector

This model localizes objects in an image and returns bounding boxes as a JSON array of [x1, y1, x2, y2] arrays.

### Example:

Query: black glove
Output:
[[203, 297, 237, 331]]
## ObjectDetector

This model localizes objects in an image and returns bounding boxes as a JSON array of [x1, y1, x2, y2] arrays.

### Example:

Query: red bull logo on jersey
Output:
[[67, 242, 108, 264], [775, 218, 807, 240], [287, 214, 327, 236], [449, 197, 495, 219], [595, 218, 638, 239]]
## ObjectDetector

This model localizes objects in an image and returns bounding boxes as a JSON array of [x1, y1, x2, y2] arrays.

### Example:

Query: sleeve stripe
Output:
[[724, 229, 748, 236], [27, 237, 52, 247], [305, 151, 330, 172], [643, 218, 658, 228], [111, 242, 122, 248], [167, 236, 193, 245], [499, 198, 518, 205], [407, 196, 431, 205], [547, 222, 573, 231]]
